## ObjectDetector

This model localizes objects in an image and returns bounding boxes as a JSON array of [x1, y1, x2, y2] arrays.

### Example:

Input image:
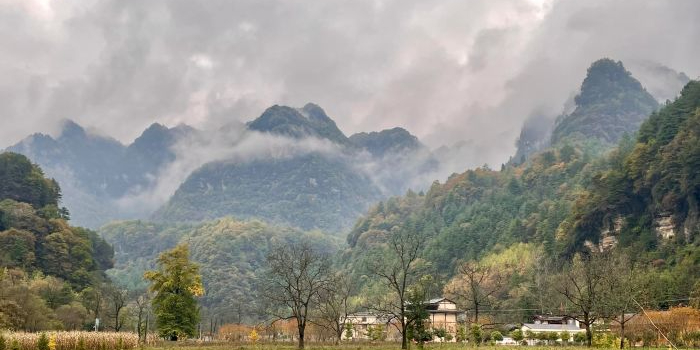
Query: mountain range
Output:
[[7, 104, 434, 231]]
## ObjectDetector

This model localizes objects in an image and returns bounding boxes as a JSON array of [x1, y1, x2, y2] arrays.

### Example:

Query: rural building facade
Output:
[[342, 312, 392, 341], [426, 298, 461, 341]]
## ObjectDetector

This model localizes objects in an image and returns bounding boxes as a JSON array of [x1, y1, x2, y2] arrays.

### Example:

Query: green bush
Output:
[[490, 331, 503, 342], [510, 329, 524, 342], [37, 333, 49, 350], [470, 324, 483, 345], [560, 330, 571, 344]]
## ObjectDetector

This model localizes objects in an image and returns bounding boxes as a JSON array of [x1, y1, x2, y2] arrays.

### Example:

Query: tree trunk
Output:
[[619, 318, 625, 349], [401, 320, 408, 349], [585, 324, 592, 347], [298, 324, 305, 349], [337, 319, 344, 345], [583, 312, 592, 347]]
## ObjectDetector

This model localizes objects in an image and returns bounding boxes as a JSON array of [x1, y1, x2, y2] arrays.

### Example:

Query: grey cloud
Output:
[[1, 0, 700, 173]]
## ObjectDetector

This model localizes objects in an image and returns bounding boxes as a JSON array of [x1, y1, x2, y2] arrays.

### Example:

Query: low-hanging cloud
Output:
[[1, 0, 699, 173], [114, 125, 345, 215]]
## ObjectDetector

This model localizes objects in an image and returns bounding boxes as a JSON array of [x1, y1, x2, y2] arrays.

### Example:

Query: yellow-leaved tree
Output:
[[144, 244, 204, 341]]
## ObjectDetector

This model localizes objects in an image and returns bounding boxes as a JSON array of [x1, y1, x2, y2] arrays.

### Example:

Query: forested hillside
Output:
[[342, 79, 700, 323], [0, 152, 114, 330], [153, 153, 382, 232], [563, 80, 700, 255], [100, 217, 339, 324]]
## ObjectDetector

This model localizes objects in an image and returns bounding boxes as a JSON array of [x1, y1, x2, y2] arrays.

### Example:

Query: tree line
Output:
[[261, 227, 700, 349]]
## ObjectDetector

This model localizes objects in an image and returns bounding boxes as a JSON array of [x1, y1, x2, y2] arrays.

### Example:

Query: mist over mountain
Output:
[[551, 59, 659, 145], [349, 127, 423, 157], [7, 105, 437, 230], [248, 103, 353, 147], [627, 60, 692, 103], [7, 121, 195, 227], [513, 59, 666, 163], [154, 104, 437, 232]]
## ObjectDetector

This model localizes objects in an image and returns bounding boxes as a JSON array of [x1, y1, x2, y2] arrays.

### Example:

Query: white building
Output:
[[342, 312, 391, 340], [521, 315, 585, 345]]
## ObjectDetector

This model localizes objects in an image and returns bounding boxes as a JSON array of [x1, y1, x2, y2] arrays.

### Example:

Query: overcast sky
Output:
[[2, 0, 699, 166]]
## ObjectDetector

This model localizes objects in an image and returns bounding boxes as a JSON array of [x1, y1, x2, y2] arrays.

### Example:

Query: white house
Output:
[[342, 312, 391, 340], [521, 315, 585, 345], [496, 337, 519, 345]]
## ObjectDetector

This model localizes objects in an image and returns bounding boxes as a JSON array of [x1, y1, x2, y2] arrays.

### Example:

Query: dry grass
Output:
[[1, 331, 142, 350]]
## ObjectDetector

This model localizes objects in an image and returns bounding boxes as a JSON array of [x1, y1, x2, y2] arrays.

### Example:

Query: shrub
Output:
[[491, 331, 503, 342], [470, 324, 483, 345], [37, 334, 49, 350], [560, 330, 571, 344]]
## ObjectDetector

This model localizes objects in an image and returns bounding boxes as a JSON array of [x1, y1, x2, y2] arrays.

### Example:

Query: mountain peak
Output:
[[551, 58, 658, 144], [129, 122, 195, 160], [575, 58, 646, 107], [248, 103, 349, 145], [349, 127, 423, 157], [58, 119, 87, 140], [144, 122, 169, 133], [301, 103, 329, 121]]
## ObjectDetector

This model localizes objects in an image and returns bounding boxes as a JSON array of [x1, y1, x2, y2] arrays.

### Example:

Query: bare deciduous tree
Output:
[[264, 242, 332, 349], [444, 260, 503, 324], [132, 291, 151, 342], [106, 286, 128, 331], [555, 253, 609, 347], [366, 227, 425, 350], [601, 253, 640, 349], [312, 275, 355, 344]]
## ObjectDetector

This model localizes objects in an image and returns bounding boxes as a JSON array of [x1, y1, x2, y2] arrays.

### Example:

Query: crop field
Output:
[[0, 331, 140, 350]]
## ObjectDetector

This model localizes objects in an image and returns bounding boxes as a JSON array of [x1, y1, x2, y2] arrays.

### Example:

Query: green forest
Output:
[[0, 152, 114, 330], [341, 78, 700, 322]]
